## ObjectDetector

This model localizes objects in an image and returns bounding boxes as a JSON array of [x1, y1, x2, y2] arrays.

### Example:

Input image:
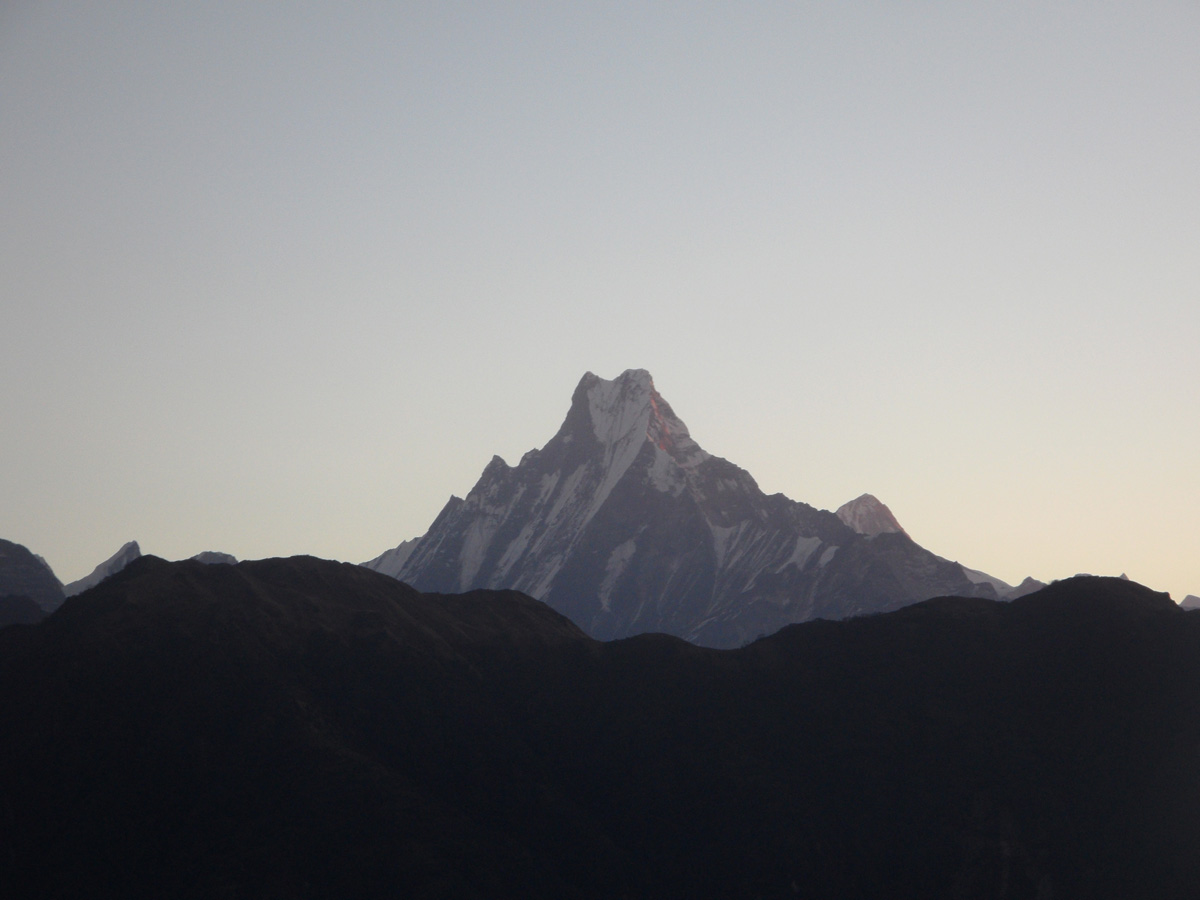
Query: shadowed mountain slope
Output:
[[2, 560, 1199, 899], [0, 593, 45, 627]]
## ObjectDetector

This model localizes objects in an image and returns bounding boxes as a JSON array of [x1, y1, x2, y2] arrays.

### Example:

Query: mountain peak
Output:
[[570, 369, 707, 469], [836, 494, 907, 538], [394, 371, 994, 647]]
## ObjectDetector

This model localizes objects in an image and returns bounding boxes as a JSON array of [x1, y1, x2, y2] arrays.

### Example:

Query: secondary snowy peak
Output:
[[190, 551, 238, 565], [836, 494, 907, 538], [65, 541, 142, 597]]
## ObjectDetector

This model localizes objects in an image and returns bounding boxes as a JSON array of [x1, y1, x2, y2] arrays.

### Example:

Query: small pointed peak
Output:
[[64, 541, 143, 597], [1006, 576, 1048, 600], [481, 455, 510, 475], [574, 371, 601, 394], [105, 541, 141, 565], [836, 494, 907, 537]]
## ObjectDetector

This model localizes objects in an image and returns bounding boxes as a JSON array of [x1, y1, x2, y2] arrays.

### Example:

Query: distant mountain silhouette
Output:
[[0, 537, 64, 613], [2, 558, 1199, 898]]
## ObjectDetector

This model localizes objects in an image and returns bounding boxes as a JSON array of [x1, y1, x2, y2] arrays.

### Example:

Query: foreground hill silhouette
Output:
[[2, 557, 1199, 899]]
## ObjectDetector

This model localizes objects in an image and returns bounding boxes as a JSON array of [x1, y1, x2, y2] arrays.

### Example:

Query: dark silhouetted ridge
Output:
[[2, 563, 1199, 899]]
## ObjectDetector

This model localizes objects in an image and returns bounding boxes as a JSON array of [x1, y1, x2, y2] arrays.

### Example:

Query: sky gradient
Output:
[[3, 2, 1197, 599]]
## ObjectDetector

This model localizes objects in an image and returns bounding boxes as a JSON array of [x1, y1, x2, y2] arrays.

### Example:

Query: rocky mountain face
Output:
[[64, 540, 142, 597], [0, 538, 64, 614], [2, 559, 1199, 899], [392, 369, 997, 647]]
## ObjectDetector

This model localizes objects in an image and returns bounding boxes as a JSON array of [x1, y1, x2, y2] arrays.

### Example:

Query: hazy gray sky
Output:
[[3, 2, 1197, 599]]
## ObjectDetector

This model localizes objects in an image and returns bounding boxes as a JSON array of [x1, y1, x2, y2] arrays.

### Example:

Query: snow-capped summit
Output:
[[836, 494, 908, 538], [65, 541, 141, 597], [389, 370, 997, 647], [577, 369, 709, 471]]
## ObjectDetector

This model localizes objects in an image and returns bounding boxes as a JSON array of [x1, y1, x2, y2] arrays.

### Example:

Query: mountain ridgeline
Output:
[[2, 556, 1199, 898], [381, 369, 1000, 647], [63, 540, 141, 596]]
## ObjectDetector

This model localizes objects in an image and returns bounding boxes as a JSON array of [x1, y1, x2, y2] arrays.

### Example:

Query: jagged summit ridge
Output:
[[574, 369, 709, 472], [394, 370, 996, 647]]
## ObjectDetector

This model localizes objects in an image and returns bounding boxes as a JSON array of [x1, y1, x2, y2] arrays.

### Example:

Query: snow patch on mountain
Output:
[[710, 522, 747, 569], [459, 516, 500, 591], [784, 535, 824, 571], [599, 539, 637, 612]]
